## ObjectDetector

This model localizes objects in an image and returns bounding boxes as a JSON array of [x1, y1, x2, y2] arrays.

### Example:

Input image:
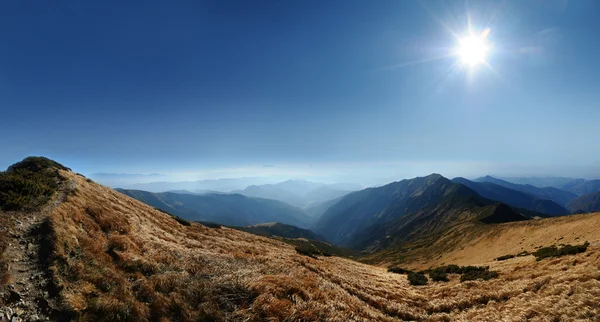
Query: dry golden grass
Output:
[[369, 212, 600, 271], [45, 171, 600, 321]]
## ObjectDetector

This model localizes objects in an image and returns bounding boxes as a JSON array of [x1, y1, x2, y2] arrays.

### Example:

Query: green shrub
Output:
[[495, 254, 515, 261], [460, 266, 499, 282], [295, 247, 318, 259], [388, 267, 413, 274], [407, 272, 428, 286], [198, 221, 222, 229], [0, 157, 67, 211], [436, 264, 462, 274], [533, 242, 589, 261], [429, 270, 449, 282]]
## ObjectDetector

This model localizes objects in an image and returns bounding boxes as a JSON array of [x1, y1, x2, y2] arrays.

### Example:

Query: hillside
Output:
[[476, 176, 577, 206], [304, 195, 344, 219], [568, 191, 600, 214], [559, 179, 600, 196], [116, 189, 312, 228], [235, 222, 328, 242], [316, 174, 527, 249], [2, 158, 600, 321], [365, 211, 600, 270], [453, 177, 569, 216]]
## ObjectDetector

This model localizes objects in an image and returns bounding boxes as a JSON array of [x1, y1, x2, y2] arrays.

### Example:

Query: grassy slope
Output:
[[42, 170, 600, 321], [365, 211, 600, 270]]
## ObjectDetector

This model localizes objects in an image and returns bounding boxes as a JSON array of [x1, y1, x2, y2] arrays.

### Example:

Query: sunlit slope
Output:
[[366, 211, 600, 270], [20, 166, 597, 321]]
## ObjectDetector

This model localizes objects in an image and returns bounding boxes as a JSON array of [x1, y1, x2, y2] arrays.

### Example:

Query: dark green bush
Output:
[[460, 266, 499, 282], [407, 272, 428, 286], [172, 216, 192, 226], [495, 254, 515, 261], [197, 221, 222, 229], [0, 157, 67, 211], [387, 267, 413, 274], [295, 247, 318, 259], [533, 242, 589, 261], [429, 270, 449, 282], [436, 264, 462, 274]]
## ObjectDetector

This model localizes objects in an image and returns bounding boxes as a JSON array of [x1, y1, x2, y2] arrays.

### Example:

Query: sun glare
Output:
[[455, 29, 491, 68]]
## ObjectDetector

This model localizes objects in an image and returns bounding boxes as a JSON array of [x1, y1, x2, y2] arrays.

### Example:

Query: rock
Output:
[[26, 243, 34, 251], [11, 316, 21, 322]]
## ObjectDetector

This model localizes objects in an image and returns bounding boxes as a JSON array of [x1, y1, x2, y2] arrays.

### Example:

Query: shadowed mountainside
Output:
[[568, 190, 600, 214], [316, 174, 528, 251], [475, 176, 577, 206], [235, 222, 328, 242], [453, 177, 569, 216]]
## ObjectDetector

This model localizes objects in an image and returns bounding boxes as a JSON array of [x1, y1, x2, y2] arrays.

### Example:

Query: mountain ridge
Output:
[[316, 174, 528, 251], [453, 177, 569, 216], [116, 189, 313, 228], [475, 175, 577, 206]]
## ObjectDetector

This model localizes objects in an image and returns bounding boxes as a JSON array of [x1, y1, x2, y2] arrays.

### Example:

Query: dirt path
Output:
[[0, 184, 71, 322]]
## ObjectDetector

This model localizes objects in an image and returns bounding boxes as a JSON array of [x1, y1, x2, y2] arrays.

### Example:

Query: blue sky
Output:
[[1, 0, 600, 183]]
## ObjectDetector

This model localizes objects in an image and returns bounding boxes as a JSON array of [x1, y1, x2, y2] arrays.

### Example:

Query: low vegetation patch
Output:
[[414, 265, 499, 283], [408, 272, 429, 286], [430, 264, 463, 275], [387, 267, 413, 274], [295, 245, 331, 259], [496, 254, 516, 261], [533, 242, 589, 261], [198, 221, 223, 229], [460, 266, 499, 282], [496, 251, 531, 261], [429, 270, 449, 282], [0, 157, 67, 211]]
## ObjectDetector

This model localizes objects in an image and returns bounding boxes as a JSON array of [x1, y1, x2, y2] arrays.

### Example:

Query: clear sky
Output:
[[2, 0, 600, 183]]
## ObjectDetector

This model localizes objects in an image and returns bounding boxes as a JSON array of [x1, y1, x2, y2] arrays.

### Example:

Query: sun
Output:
[[455, 29, 491, 67]]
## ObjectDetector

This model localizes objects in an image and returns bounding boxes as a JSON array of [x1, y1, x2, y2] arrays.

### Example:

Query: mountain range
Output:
[[118, 172, 600, 255], [475, 176, 577, 206], [232, 180, 360, 208], [496, 176, 600, 196], [567, 190, 600, 214], [116, 189, 312, 228], [453, 177, 569, 216], [315, 174, 529, 251]]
